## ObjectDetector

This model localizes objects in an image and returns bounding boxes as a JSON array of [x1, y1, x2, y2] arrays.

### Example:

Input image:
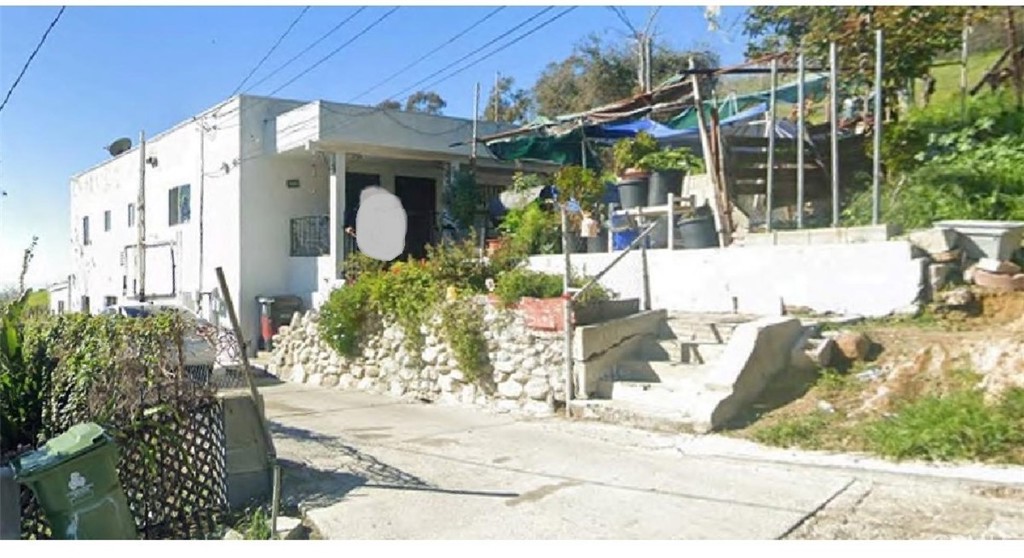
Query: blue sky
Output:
[[0, 4, 749, 290]]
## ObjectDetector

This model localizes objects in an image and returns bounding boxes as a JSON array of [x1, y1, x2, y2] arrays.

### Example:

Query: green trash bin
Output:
[[12, 422, 138, 540]]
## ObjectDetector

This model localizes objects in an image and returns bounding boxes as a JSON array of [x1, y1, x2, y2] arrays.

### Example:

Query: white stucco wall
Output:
[[528, 241, 927, 318], [69, 97, 243, 320]]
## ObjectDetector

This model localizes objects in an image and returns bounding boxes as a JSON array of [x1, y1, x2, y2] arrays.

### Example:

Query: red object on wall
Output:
[[520, 297, 567, 332]]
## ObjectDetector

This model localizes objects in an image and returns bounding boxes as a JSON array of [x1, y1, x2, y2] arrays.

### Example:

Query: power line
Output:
[[419, 7, 577, 93], [386, 7, 554, 103], [608, 6, 639, 37], [245, 6, 367, 94], [349, 6, 506, 104], [0, 6, 66, 114], [232, 6, 311, 95], [268, 7, 401, 96]]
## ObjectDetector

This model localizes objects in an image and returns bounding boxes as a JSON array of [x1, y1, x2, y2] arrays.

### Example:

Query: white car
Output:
[[102, 303, 220, 383]]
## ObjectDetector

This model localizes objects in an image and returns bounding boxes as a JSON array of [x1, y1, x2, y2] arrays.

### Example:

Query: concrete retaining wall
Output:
[[529, 240, 926, 318]]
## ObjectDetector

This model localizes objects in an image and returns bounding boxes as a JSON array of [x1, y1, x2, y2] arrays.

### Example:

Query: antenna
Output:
[[107, 137, 133, 157]]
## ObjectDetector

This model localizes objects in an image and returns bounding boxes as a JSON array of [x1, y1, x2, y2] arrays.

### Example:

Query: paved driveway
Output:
[[261, 382, 857, 539]]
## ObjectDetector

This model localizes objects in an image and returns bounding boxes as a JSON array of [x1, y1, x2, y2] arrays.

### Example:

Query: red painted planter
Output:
[[520, 297, 568, 332]]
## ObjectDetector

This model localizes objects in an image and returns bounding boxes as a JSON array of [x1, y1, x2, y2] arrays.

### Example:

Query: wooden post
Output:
[[766, 58, 778, 232], [688, 57, 730, 247], [640, 240, 651, 311], [1008, 7, 1023, 110]]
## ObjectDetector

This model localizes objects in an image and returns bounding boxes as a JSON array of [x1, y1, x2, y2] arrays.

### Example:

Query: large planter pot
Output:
[[573, 298, 640, 326], [521, 297, 566, 331], [521, 297, 641, 331], [677, 215, 719, 249], [647, 170, 685, 206], [616, 173, 649, 210]]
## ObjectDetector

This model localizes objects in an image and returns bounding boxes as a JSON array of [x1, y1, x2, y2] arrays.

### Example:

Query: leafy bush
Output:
[[318, 278, 375, 357], [438, 297, 489, 383], [368, 260, 441, 356], [340, 251, 388, 283], [861, 388, 1024, 463], [443, 168, 481, 232], [498, 202, 562, 255], [493, 267, 614, 308], [638, 146, 703, 173], [424, 236, 491, 294], [846, 93, 1024, 229], [553, 165, 604, 214], [612, 131, 659, 174], [493, 268, 565, 307]]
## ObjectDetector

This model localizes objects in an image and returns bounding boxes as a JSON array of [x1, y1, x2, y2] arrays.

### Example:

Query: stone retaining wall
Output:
[[266, 297, 566, 415]]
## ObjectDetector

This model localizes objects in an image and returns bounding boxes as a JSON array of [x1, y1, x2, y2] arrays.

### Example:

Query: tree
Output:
[[376, 99, 401, 110], [743, 7, 969, 114], [484, 75, 533, 124], [532, 34, 719, 117], [404, 90, 447, 115]]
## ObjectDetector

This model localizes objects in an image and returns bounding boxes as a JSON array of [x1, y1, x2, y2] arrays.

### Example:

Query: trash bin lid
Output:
[[12, 422, 110, 479]]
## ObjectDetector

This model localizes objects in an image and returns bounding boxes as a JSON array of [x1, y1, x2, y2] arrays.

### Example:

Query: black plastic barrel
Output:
[[647, 170, 685, 206], [677, 215, 719, 249], [616, 177, 649, 209]]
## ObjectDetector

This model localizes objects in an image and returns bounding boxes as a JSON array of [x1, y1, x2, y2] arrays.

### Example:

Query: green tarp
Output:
[[667, 73, 830, 130]]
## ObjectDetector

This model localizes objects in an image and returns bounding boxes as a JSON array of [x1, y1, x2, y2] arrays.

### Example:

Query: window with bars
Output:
[[82, 216, 91, 246], [290, 215, 330, 257]]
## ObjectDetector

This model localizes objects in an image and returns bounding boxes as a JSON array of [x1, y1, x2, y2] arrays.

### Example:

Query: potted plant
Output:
[[638, 146, 703, 206], [612, 132, 659, 209]]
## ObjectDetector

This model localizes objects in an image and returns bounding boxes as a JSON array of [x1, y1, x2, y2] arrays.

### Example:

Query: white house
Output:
[[68, 94, 548, 354]]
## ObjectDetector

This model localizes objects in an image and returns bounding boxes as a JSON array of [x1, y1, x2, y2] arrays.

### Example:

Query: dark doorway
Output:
[[394, 176, 437, 260], [344, 172, 381, 256]]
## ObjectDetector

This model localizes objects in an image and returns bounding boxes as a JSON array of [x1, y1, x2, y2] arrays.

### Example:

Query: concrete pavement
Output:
[[259, 381, 1024, 540]]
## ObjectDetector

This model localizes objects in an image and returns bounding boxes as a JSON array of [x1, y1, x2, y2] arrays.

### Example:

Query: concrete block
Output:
[[908, 228, 959, 255], [929, 263, 958, 294], [573, 309, 666, 361], [697, 317, 806, 430], [220, 393, 273, 510]]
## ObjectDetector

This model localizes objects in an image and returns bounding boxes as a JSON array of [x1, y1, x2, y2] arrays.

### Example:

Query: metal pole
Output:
[[138, 131, 146, 302], [796, 50, 806, 229], [667, 192, 675, 250], [873, 29, 884, 225], [830, 42, 840, 228], [197, 120, 206, 314], [472, 82, 480, 160], [560, 205, 574, 411], [766, 58, 777, 233], [640, 240, 651, 311], [960, 25, 969, 123]]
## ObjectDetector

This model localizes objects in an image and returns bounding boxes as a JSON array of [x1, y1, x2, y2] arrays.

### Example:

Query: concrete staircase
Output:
[[573, 312, 762, 432]]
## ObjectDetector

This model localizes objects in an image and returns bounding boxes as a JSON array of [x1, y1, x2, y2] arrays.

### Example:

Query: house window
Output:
[[104, 296, 117, 307], [290, 215, 330, 257], [57, 301, 65, 314], [169, 184, 191, 226], [81, 296, 90, 314], [104, 210, 112, 232], [286, 179, 300, 189], [82, 216, 91, 246], [128, 203, 135, 227]]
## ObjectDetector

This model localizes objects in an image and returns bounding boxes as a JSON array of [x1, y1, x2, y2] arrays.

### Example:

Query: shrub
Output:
[[368, 260, 441, 356], [493, 268, 565, 307], [318, 278, 375, 357], [612, 131, 659, 174], [637, 147, 703, 173], [750, 412, 833, 450], [438, 297, 489, 383], [424, 235, 490, 293], [498, 202, 562, 255]]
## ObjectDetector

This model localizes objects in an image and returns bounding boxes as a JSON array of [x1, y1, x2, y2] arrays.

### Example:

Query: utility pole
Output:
[[138, 130, 147, 302], [492, 71, 500, 121], [197, 118, 206, 316], [472, 82, 480, 162]]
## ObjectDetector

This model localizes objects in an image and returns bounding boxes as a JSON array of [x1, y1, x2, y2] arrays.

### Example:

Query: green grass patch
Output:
[[750, 412, 835, 450], [860, 388, 1024, 464]]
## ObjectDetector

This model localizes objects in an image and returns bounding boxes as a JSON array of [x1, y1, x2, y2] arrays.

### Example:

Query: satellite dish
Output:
[[107, 137, 132, 157]]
